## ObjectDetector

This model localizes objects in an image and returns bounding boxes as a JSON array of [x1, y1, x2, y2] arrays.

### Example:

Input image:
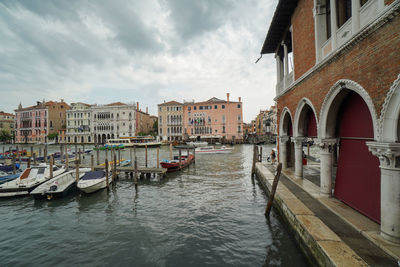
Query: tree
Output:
[[47, 133, 58, 139], [0, 130, 12, 142], [152, 120, 158, 136]]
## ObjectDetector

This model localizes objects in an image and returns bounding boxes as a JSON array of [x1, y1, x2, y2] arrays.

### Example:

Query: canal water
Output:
[[0, 144, 308, 266]]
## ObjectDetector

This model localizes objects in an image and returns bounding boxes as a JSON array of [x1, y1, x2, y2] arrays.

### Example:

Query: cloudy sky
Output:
[[0, 0, 278, 122]]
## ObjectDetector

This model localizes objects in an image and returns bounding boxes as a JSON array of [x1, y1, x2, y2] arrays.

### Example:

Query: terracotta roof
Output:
[[71, 102, 91, 107], [158, 101, 183, 106], [0, 112, 15, 117], [106, 102, 127, 106]]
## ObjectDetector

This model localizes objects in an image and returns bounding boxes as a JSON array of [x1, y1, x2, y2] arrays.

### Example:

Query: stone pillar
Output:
[[293, 137, 304, 178], [330, 0, 338, 50], [279, 136, 290, 169], [367, 142, 400, 244], [275, 54, 282, 83], [283, 42, 289, 77], [318, 139, 336, 196], [351, 0, 360, 34]]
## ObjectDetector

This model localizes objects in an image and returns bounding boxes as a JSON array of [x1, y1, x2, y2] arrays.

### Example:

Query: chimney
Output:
[[239, 97, 241, 102], [37, 101, 41, 106], [136, 101, 139, 111], [146, 107, 148, 114], [227, 93, 230, 103], [61, 99, 64, 103]]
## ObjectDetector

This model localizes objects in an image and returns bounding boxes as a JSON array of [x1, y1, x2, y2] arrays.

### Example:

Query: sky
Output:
[[0, 0, 278, 122]]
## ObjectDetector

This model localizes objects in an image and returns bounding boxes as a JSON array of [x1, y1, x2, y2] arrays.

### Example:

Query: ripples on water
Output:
[[0, 144, 307, 266]]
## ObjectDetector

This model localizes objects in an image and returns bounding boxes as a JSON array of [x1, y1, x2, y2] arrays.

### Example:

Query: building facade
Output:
[[66, 102, 92, 143], [182, 94, 243, 142], [15, 100, 69, 143], [261, 0, 400, 243], [92, 102, 136, 144], [0, 112, 15, 135], [158, 101, 183, 141]]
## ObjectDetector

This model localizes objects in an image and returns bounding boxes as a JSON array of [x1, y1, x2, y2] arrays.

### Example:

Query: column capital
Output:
[[279, 135, 290, 143], [291, 136, 305, 146], [366, 142, 400, 169], [316, 138, 337, 151]]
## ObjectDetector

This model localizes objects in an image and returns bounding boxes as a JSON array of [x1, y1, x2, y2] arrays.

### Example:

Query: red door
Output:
[[334, 92, 380, 223]]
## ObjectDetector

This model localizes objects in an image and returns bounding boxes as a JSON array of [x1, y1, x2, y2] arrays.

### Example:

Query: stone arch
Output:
[[279, 107, 293, 136], [319, 79, 378, 139], [379, 74, 400, 142], [294, 98, 318, 138]]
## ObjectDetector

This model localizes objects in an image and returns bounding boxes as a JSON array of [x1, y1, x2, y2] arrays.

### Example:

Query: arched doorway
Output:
[[321, 82, 380, 223], [101, 134, 106, 144], [279, 108, 294, 169]]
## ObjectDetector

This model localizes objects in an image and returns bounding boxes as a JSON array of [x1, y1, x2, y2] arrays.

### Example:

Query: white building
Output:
[[92, 102, 136, 144], [66, 102, 92, 143]]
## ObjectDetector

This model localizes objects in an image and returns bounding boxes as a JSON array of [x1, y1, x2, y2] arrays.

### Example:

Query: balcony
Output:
[[276, 71, 294, 95]]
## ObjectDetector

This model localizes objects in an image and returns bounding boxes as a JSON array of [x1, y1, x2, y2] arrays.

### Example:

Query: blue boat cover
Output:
[[81, 170, 105, 180], [0, 173, 20, 181], [0, 163, 20, 172]]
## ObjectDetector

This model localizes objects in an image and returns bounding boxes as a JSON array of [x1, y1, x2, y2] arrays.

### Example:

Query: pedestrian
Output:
[[270, 149, 276, 164]]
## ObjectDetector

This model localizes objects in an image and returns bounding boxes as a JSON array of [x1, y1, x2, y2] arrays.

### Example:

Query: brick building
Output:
[[15, 100, 69, 143], [261, 0, 400, 243]]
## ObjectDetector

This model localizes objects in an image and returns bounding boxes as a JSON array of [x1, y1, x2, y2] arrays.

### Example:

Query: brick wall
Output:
[[292, 0, 316, 80], [277, 13, 400, 135]]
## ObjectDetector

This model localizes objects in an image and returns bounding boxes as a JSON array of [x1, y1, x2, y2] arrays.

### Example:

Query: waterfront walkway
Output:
[[255, 162, 400, 266]]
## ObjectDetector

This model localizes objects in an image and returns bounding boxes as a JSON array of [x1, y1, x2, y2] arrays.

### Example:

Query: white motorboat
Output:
[[195, 146, 233, 154], [77, 170, 112, 194], [30, 168, 90, 200], [186, 141, 208, 147], [0, 163, 66, 198]]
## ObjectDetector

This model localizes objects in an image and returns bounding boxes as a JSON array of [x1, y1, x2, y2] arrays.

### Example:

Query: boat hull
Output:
[[160, 155, 195, 172], [31, 182, 77, 200], [77, 178, 108, 194]]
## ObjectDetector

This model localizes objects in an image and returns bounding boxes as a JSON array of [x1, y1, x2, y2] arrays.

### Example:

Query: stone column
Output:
[[279, 136, 290, 169], [283, 42, 289, 77], [330, 0, 338, 50], [367, 142, 400, 244], [293, 137, 304, 178], [351, 0, 360, 34], [275, 54, 282, 83], [318, 139, 336, 196]]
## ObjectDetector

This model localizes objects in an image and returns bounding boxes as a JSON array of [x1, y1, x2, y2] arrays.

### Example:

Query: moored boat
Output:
[[77, 170, 112, 194], [160, 154, 195, 172], [195, 146, 233, 154], [0, 164, 66, 198], [186, 141, 208, 147], [30, 168, 90, 200]]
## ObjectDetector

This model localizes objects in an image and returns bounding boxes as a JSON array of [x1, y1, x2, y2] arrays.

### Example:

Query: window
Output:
[[194, 106, 197, 110], [238, 115, 241, 121], [222, 105, 225, 109], [159, 107, 162, 112], [167, 107, 169, 111], [222, 115, 225, 123], [222, 126, 226, 133], [336, 0, 351, 28], [237, 104, 241, 108], [238, 125, 241, 133], [188, 107, 191, 111]]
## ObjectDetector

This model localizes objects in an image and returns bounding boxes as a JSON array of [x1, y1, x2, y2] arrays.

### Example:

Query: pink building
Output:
[[182, 93, 243, 142]]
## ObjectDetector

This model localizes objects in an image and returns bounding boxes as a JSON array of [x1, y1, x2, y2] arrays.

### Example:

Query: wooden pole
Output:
[[134, 147, 138, 185], [96, 145, 100, 166], [130, 147, 133, 167], [105, 159, 109, 189], [44, 145, 48, 163], [118, 147, 121, 165], [179, 149, 182, 170], [27, 157, 31, 168], [169, 143, 172, 160], [65, 146, 69, 169], [193, 148, 196, 163], [307, 142, 310, 159], [259, 146, 263, 162], [113, 154, 117, 183], [75, 158, 80, 182], [265, 163, 283, 217], [91, 154, 94, 171], [105, 149, 108, 164], [33, 152, 37, 165], [50, 155, 54, 179], [12, 154, 16, 174], [78, 148, 82, 163], [145, 144, 148, 168], [30, 146, 33, 159], [251, 144, 256, 176], [156, 147, 159, 168], [60, 144, 63, 161]]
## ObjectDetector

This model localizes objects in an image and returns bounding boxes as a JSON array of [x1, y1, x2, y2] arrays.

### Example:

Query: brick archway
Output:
[[294, 98, 318, 138]]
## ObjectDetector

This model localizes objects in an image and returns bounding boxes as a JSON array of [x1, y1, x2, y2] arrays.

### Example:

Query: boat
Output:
[[105, 136, 161, 147], [30, 168, 91, 200], [195, 146, 233, 154], [0, 163, 20, 172], [119, 159, 131, 167], [99, 158, 127, 167], [186, 141, 208, 147], [0, 164, 66, 198], [160, 154, 195, 172], [77, 170, 112, 194], [0, 173, 21, 184]]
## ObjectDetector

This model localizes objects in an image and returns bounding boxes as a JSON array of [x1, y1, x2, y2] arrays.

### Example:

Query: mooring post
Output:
[[118, 147, 121, 165], [134, 146, 138, 185], [30, 146, 33, 160], [27, 157, 31, 168], [60, 144, 63, 161], [193, 148, 196, 163], [265, 163, 283, 217], [96, 145, 100, 166], [33, 152, 37, 165], [169, 143, 172, 160], [113, 154, 117, 183], [91, 154, 94, 171], [251, 144, 256, 177], [130, 147, 133, 167], [105, 159, 109, 189], [12, 154, 16, 174], [259, 146, 263, 162], [50, 155, 54, 179], [145, 144, 148, 168], [156, 147, 159, 168], [105, 149, 108, 164], [78, 148, 82, 163], [179, 149, 182, 170], [65, 147, 69, 169], [75, 158, 80, 182]]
